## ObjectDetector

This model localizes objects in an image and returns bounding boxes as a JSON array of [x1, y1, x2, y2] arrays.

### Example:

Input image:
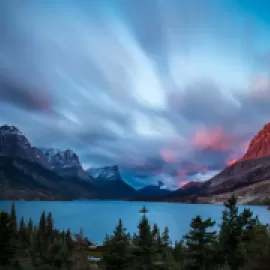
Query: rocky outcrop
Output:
[[87, 165, 137, 199], [40, 148, 90, 180], [87, 165, 121, 181], [0, 125, 51, 169], [240, 123, 270, 162]]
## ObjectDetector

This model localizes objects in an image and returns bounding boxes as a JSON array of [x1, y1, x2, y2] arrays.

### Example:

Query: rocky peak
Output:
[[40, 148, 82, 169], [0, 125, 51, 168], [0, 125, 30, 148], [240, 123, 270, 162], [0, 125, 23, 136], [87, 165, 121, 181]]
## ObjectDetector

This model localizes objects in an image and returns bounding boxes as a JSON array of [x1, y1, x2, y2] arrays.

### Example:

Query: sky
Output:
[[1, 0, 270, 189]]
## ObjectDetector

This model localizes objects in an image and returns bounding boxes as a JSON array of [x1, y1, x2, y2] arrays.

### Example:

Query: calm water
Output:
[[0, 201, 269, 244]]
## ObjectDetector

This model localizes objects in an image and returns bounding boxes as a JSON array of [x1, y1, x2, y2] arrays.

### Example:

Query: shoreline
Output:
[[0, 198, 268, 206]]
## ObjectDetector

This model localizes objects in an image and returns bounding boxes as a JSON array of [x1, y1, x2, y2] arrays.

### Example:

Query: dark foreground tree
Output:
[[102, 219, 133, 270], [0, 211, 17, 266], [219, 195, 265, 270], [184, 216, 217, 270], [133, 214, 157, 269]]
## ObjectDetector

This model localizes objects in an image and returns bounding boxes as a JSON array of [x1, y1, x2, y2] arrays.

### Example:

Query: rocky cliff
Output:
[[0, 125, 51, 169], [40, 148, 90, 180], [87, 165, 137, 199], [240, 123, 270, 162]]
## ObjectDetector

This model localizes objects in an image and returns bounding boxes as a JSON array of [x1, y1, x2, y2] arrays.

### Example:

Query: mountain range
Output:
[[0, 125, 169, 200], [1, 123, 270, 203]]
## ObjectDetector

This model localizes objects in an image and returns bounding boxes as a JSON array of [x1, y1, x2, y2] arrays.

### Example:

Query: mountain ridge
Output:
[[155, 123, 270, 203], [0, 125, 136, 200]]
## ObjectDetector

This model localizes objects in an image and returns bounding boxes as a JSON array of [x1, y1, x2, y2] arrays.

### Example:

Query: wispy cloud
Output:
[[1, 0, 270, 189]]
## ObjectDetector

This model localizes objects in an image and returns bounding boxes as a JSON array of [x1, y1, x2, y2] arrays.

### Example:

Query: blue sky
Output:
[[1, 0, 270, 189]]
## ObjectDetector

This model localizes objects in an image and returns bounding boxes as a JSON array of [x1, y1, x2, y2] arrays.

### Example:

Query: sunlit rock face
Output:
[[240, 123, 270, 162]]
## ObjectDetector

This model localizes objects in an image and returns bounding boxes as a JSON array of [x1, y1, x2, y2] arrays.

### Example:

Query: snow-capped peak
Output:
[[40, 148, 82, 169], [0, 125, 23, 136], [87, 165, 120, 181]]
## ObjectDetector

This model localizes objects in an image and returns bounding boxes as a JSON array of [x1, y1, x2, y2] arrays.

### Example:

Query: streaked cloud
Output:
[[1, 0, 270, 189]]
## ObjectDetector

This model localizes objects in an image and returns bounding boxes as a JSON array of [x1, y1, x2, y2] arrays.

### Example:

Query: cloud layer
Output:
[[1, 0, 270, 189]]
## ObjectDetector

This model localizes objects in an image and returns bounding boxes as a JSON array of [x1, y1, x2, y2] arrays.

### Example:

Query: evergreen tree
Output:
[[29, 229, 39, 267], [65, 229, 74, 255], [174, 240, 186, 269], [46, 212, 53, 240], [219, 195, 266, 270], [102, 219, 133, 270], [27, 218, 33, 234], [37, 211, 47, 260], [10, 202, 17, 232], [158, 227, 176, 270], [133, 214, 156, 269], [161, 227, 171, 248], [0, 211, 16, 266], [46, 238, 71, 269], [27, 218, 33, 246], [18, 217, 28, 248], [184, 216, 217, 270], [152, 223, 162, 262], [39, 211, 46, 235]]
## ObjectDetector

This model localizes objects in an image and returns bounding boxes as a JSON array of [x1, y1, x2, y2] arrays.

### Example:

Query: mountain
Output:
[[240, 123, 270, 162], [0, 125, 135, 200], [88, 165, 121, 181], [136, 185, 172, 198], [156, 123, 270, 204], [87, 165, 137, 199], [0, 156, 100, 200], [40, 148, 90, 180], [0, 125, 51, 169]]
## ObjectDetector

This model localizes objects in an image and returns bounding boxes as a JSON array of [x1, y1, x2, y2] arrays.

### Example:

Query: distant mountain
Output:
[[88, 165, 121, 181], [87, 165, 137, 199], [136, 185, 172, 198], [40, 148, 90, 180]]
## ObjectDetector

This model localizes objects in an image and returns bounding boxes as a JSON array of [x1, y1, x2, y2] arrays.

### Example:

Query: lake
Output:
[[0, 201, 269, 244]]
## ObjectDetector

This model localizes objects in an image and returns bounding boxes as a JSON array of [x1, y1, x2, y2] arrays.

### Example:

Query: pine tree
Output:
[[133, 214, 156, 269], [159, 227, 176, 270], [184, 216, 217, 270], [0, 211, 17, 266], [10, 202, 17, 232], [18, 216, 28, 248], [46, 212, 53, 239], [65, 229, 74, 256], [174, 240, 186, 269], [39, 211, 46, 235], [152, 223, 162, 262], [27, 218, 33, 246], [46, 238, 70, 269], [102, 219, 133, 270], [219, 195, 265, 270], [37, 211, 47, 260], [29, 229, 39, 267]]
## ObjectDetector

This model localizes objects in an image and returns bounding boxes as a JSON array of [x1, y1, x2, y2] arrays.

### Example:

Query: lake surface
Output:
[[0, 201, 269, 244]]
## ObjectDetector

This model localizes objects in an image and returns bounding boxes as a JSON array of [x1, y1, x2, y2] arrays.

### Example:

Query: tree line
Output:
[[0, 195, 269, 270]]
